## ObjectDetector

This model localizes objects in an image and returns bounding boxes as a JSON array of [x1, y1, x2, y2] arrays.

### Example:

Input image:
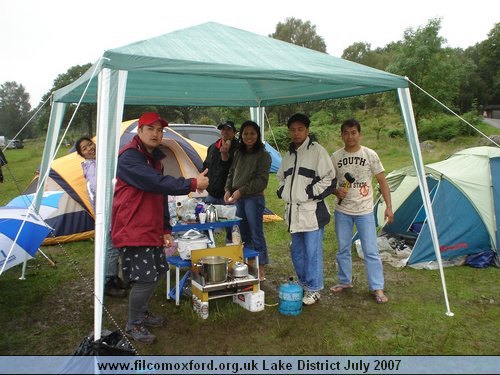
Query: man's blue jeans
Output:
[[290, 227, 324, 292], [334, 210, 384, 291]]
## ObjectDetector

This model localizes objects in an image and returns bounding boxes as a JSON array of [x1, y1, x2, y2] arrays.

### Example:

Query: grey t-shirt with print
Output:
[[331, 146, 384, 215]]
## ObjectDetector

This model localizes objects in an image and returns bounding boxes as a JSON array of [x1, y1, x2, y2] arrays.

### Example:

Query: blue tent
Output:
[[264, 142, 281, 173], [375, 146, 500, 265]]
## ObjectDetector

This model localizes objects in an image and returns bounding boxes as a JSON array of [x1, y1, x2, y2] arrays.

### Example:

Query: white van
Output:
[[168, 124, 220, 147], [0, 136, 5, 147]]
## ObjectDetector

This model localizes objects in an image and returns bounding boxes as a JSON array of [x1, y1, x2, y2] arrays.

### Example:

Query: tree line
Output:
[[0, 17, 498, 141]]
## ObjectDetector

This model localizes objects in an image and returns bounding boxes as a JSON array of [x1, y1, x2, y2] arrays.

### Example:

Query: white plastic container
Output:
[[214, 204, 237, 219], [233, 290, 265, 312]]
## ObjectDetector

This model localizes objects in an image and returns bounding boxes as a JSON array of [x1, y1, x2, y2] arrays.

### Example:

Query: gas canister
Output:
[[278, 277, 303, 316]]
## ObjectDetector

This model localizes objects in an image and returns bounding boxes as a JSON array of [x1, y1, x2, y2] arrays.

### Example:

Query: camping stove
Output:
[[188, 243, 261, 318], [192, 272, 259, 293]]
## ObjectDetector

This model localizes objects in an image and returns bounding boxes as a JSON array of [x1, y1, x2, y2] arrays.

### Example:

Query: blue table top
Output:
[[172, 217, 241, 232]]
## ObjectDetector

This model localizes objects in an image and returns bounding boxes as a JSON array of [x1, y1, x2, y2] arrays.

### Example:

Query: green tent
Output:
[[375, 146, 500, 265], [36, 22, 451, 338]]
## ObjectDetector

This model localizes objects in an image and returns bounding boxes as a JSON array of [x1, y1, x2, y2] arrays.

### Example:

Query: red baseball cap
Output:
[[138, 112, 168, 128]]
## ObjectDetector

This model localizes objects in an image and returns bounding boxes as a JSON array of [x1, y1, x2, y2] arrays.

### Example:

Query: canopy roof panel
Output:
[[53, 22, 408, 106]]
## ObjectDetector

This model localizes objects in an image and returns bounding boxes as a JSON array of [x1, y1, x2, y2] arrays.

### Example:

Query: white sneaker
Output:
[[302, 291, 321, 305]]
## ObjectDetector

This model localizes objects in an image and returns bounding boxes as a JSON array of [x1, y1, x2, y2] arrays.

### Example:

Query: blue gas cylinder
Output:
[[278, 277, 303, 316]]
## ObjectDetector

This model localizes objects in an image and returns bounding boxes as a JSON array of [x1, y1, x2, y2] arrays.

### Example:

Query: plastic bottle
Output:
[[231, 225, 241, 245], [167, 196, 178, 226], [195, 202, 205, 221], [179, 198, 198, 221], [176, 200, 183, 219]]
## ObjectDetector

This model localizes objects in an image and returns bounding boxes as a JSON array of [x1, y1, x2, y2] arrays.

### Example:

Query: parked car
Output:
[[168, 124, 220, 147], [6, 139, 24, 149], [167, 123, 281, 172]]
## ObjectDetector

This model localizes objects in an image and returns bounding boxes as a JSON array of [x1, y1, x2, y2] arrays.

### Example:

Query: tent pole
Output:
[[34, 102, 67, 209], [250, 107, 265, 141], [398, 87, 454, 317], [18, 102, 67, 279], [37, 248, 57, 267], [18, 252, 28, 280], [94, 68, 127, 340]]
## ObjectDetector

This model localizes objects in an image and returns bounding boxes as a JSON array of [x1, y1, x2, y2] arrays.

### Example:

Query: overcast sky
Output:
[[1, 0, 498, 107]]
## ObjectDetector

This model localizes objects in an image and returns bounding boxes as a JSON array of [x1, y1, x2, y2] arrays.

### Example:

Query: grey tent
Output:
[[36, 22, 450, 338]]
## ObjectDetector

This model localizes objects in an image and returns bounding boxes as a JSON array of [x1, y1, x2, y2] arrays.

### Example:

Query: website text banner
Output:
[[0, 355, 498, 374]]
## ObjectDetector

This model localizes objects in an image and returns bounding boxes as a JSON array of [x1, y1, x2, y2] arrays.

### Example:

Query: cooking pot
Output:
[[175, 229, 210, 260], [231, 261, 249, 278], [196, 256, 232, 284]]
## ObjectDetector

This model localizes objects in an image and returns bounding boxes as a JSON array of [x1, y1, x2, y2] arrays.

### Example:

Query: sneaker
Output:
[[302, 291, 321, 305], [125, 324, 156, 344], [143, 312, 165, 327], [104, 282, 127, 298]]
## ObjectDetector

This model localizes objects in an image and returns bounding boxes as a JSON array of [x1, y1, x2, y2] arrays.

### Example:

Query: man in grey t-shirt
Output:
[[330, 119, 393, 304]]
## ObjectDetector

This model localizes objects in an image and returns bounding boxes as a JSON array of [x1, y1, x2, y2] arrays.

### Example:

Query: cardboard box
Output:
[[233, 290, 265, 312]]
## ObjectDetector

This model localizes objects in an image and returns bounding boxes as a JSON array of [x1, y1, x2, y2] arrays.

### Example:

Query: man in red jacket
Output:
[[111, 112, 209, 344]]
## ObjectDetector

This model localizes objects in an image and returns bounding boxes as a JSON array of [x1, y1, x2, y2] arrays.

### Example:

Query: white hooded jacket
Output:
[[277, 137, 337, 233]]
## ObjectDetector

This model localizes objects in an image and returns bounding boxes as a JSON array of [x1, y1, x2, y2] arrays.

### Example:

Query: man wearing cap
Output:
[[111, 112, 209, 344], [203, 121, 238, 241]]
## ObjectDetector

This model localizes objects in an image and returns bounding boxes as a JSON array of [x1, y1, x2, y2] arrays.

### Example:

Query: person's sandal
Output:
[[375, 293, 388, 304], [259, 267, 266, 281], [330, 284, 353, 293]]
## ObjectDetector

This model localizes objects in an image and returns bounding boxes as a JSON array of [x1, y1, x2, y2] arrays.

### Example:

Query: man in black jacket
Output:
[[203, 121, 238, 241]]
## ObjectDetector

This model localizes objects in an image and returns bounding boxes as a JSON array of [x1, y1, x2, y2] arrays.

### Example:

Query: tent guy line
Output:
[[1, 96, 50, 154], [407, 78, 500, 148]]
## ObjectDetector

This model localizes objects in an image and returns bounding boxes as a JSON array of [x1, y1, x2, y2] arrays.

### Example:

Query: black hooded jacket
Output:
[[203, 138, 238, 198]]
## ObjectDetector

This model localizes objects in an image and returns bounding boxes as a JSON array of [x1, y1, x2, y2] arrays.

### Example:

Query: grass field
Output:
[[0, 120, 498, 356]]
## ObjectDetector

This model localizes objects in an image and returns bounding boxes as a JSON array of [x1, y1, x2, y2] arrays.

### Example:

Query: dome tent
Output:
[[375, 146, 500, 266], [21, 118, 281, 245], [23, 120, 207, 244]]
